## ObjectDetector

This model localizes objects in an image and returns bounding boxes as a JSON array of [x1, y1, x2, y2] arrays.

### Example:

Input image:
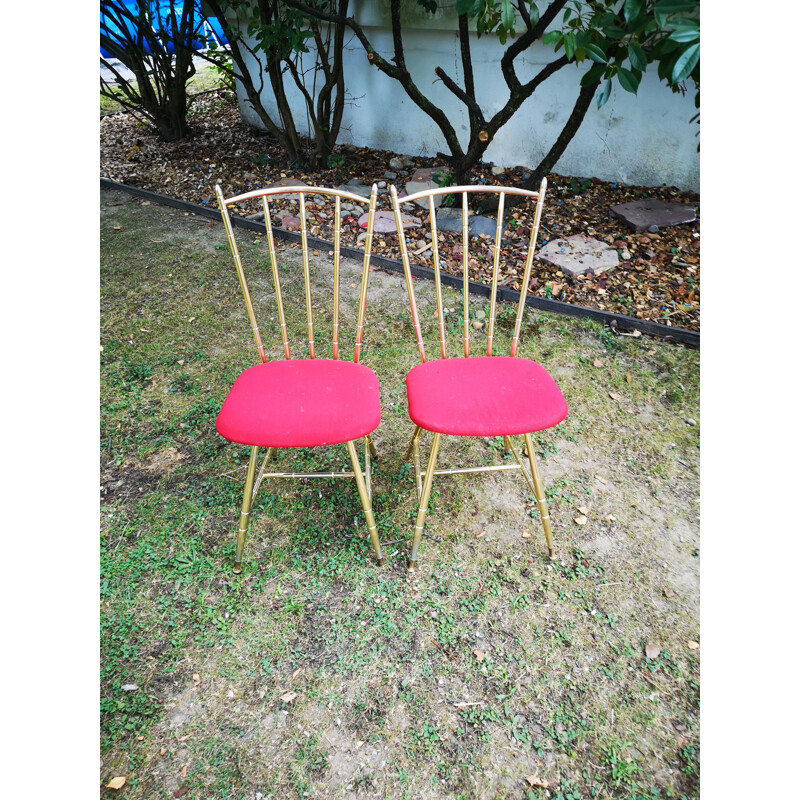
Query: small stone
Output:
[[490, 165, 505, 176], [472, 320, 483, 330], [281, 215, 301, 230], [336, 182, 373, 198], [377, 180, 387, 189], [685, 418, 697, 426], [621, 250, 631, 261], [389, 156, 404, 171], [263, 177, 311, 199], [384, 171, 397, 180], [648, 224, 659, 233], [475, 308, 486, 320], [468, 216, 499, 238]]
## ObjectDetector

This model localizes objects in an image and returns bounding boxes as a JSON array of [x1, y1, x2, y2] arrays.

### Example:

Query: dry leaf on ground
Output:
[[106, 777, 127, 790], [645, 644, 661, 659], [526, 775, 549, 788]]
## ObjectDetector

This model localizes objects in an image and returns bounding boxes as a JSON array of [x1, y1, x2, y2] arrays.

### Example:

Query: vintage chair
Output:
[[389, 180, 567, 569], [214, 183, 384, 573]]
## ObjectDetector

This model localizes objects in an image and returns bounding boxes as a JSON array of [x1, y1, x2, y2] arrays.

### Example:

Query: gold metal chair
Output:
[[389, 180, 568, 569], [215, 183, 384, 572]]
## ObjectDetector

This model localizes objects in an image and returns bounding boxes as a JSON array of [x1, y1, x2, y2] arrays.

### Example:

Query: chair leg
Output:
[[405, 425, 422, 461], [233, 445, 260, 574], [409, 432, 441, 570], [503, 435, 512, 455], [364, 436, 372, 502], [523, 433, 555, 558], [366, 433, 378, 460], [406, 426, 424, 502], [346, 440, 384, 565]]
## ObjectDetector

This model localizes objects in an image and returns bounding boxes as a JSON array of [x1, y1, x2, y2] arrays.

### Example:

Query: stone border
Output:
[[100, 178, 699, 348]]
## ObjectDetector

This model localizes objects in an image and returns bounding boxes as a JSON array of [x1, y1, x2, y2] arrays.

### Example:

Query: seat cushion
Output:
[[406, 356, 567, 436], [216, 359, 381, 447]]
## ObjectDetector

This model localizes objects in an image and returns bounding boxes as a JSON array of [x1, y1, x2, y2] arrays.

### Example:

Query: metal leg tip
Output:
[[408, 560, 419, 570], [377, 557, 385, 567], [547, 548, 555, 559], [233, 563, 243, 574]]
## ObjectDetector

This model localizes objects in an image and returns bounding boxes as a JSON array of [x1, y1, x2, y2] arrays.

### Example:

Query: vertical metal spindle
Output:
[[262, 195, 290, 360], [215, 185, 267, 363], [510, 178, 547, 357], [299, 193, 315, 358], [429, 196, 446, 359], [390, 185, 426, 363], [486, 191, 506, 357], [354, 185, 377, 364], [333, 195, 341, 360], [462, 191, 470, 358]]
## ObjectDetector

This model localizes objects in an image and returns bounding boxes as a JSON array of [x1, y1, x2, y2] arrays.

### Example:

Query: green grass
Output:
[[100, 190, 699, 799], [101, 64, 229, 117]]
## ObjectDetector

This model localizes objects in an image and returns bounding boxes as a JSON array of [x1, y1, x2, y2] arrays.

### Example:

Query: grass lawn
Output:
[[100, 188, 699, 800]]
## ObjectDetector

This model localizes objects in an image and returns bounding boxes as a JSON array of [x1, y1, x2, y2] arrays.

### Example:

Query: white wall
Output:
[[235, 1, 699, 191]]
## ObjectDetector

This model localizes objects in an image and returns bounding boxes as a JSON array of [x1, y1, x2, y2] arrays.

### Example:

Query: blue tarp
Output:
[[100, 1, 227, 59]]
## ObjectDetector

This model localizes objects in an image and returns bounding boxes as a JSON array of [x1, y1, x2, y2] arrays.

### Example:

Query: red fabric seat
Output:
[[216, 359, 381, 448], [406, 356, 567, 437]]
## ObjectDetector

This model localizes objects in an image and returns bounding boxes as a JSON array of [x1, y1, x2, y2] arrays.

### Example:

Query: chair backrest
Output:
[[389, 180, 547, 362], [215, 183, 379, 364]]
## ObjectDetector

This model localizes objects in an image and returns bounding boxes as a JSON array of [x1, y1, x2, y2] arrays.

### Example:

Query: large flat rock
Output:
[[406, 167, 450, 208], [538, 235, 619, 277], [610, 199, 697, 232], [357, 210, 421, 233]]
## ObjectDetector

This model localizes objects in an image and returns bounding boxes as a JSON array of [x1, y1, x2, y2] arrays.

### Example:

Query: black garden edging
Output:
[[101, 178, 699, 348]]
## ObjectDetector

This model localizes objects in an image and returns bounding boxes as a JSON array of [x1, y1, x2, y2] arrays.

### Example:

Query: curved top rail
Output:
[[398, 183, 542, 207], [222, 184, 378, 208]]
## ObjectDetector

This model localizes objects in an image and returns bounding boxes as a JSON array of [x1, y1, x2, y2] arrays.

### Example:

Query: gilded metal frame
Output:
[[390, 181, 557, 568], [215, 183, 384, 572]]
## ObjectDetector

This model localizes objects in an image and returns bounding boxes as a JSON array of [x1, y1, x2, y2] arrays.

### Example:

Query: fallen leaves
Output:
[[100, 98, 700, 331], [645, 644, 661, 659], [687, 640, 699, 650], [280, 690, 298, 703], [106, 777, 127, 790], [574, 515, 588, 525], [473, 649, 486, 662], [526, 774, 549, 789]]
